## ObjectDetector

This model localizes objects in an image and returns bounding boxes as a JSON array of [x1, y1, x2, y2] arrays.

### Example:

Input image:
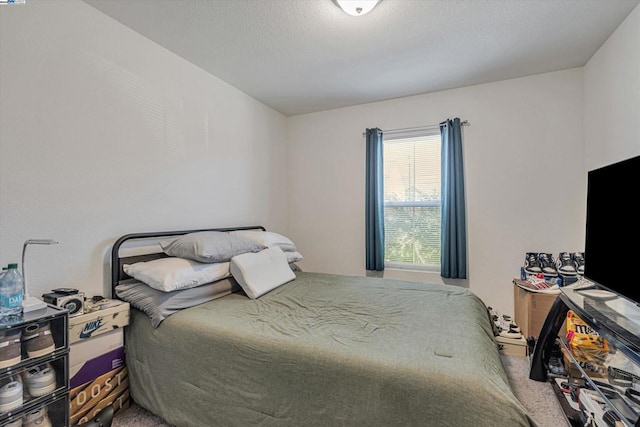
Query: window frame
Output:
[[383, 128, 442, 272]]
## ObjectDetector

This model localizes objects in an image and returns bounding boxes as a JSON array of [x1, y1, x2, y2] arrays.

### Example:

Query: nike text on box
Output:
[[68, 302, 130, 344]]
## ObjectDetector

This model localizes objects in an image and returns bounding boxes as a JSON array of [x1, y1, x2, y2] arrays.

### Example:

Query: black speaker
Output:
[[42, 290, 85, 317]]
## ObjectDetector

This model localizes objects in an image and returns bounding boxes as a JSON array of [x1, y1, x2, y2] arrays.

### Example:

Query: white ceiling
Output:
[[84, 0, 639, 117]]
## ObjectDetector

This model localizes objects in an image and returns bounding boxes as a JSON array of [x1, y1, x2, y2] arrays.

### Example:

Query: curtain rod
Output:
[[361, 120, 469, 137]]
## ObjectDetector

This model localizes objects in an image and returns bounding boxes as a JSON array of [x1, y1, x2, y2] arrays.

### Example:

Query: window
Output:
[[383, 129, 441, 269]]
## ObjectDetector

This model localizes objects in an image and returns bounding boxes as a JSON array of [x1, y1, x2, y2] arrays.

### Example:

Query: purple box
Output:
[[70, 346, 126, 389]]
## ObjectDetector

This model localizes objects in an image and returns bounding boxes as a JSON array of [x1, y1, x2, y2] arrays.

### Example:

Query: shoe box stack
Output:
[[68, 299, 130, 426], [512, 252, 585, 339], [0, 317, 67, 427]]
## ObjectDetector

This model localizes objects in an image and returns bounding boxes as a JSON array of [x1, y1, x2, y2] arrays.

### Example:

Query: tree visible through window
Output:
[[383, 130, 441, 268]]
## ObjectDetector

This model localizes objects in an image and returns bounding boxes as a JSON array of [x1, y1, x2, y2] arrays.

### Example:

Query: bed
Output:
[[111, 226, 536, 427]]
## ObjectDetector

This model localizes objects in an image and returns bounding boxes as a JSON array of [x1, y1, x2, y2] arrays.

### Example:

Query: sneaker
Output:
[[488, 307, 521, 332], [524, 252, 542, 275], [5, 417, 23, 427], [538, 253, 558, 277], [0, 376, 23, 413], [22, 322, 55, 358], [557, 252, 578, 276], [24, 406, 51, 427], [487, 307, 522, 339], [23, 364, 56, 397], [0, 329, 22, 369], [548, 356, 567, 376], [573, 252, 585, 276]]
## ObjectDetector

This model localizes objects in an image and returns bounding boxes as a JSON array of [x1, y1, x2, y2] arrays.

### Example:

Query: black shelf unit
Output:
[[530, 282, 640, 427], [0, 305, 69, 426]]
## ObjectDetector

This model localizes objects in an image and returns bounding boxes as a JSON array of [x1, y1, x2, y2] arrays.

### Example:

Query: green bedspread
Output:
[[125, 272, 536, 426]]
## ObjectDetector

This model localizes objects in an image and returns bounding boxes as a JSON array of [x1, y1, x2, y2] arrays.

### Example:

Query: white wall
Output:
[[584, 4, 640, 171], [288, 69, 586, 315], [0, 1, 288, 299], [2, 0, 636, 318]]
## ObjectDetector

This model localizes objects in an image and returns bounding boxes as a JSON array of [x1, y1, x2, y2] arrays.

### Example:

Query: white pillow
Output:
[[230, 247, 295, 299], [230, 230, 297, 252], [123, 257, 230, 292], [286, 251, 303, 263]]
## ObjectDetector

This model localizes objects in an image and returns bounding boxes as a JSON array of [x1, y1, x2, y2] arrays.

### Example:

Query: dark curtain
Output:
[[440, 118, 467, 279], [365, 128, 385, 271]]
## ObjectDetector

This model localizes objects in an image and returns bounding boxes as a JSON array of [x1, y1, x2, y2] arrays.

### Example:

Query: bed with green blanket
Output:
[[116, 265, 536, 426]]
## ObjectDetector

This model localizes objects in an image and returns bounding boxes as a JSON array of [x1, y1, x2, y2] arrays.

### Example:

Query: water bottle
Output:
[[0, 263, 24, 318]]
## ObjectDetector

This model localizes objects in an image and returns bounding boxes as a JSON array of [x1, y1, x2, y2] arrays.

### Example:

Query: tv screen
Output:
[[584, 154, 640, 305]]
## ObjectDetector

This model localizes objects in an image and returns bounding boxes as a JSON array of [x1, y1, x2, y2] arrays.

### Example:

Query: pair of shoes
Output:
[[23, 363, 57, 397], [0, 375, 23, 413], [524, 252, 559, 277], [1, 406, 52, 427], [557, 252, 585, 277], [0, 329, 23, 369], [0, 364, 57, 414], [22, 322, 55, 359], [24, 406, 52, 427], [487, 307, 522, 339], [524, 252, 586, 278], [0, 322, 56, 369]]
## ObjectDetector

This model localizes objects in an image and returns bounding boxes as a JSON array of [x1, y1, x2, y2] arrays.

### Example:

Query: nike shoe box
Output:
[[68, 301, 130, 344], [70, 329, 124, 386]]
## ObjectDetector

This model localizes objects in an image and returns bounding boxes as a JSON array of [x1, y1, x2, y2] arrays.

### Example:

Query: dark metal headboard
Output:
[[110, 225, 266, 298]]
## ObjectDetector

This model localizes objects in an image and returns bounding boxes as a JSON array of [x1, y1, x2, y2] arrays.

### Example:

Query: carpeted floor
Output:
[[111, 355, 567, 426], [112, 403, 174, 427], [501, 355, 567, 426]]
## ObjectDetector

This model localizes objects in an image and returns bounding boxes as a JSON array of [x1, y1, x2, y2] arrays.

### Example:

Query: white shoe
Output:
[[0, 376, 23, 413], [24, 406, 52, 427], [23, 364, 56, 397], [488, 307, 521, 334]]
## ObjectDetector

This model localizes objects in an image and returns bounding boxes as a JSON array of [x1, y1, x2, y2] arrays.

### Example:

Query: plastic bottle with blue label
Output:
[[0, 263, 24, 319]]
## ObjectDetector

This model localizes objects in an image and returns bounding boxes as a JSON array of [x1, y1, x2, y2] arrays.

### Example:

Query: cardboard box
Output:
[[513, 284, 562, 338], [70, 365, 130, 426], [71, 345, 126, 389], [496, 335, 528, 357], [70, 329, 124, 370], [69, 302, 130, 344]]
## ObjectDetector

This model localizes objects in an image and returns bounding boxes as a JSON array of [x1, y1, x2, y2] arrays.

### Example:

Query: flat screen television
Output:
[[584, 154, 640, 305]]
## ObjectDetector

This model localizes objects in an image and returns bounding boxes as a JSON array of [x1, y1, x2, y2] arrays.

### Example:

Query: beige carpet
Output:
[[500, 355, 568, 426], [112, 355, 567, 426]]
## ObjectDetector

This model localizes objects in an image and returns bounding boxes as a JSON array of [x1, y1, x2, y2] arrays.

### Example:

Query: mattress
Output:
[[124, 272, 536, 426]]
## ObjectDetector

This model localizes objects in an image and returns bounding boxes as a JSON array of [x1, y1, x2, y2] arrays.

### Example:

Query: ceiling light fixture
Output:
[[335, 0, 381, 16]]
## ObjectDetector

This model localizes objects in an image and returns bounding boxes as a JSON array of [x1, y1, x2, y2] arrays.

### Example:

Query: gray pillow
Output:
[[115, 277, 240, 328], [160, 231, 265, 263]]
